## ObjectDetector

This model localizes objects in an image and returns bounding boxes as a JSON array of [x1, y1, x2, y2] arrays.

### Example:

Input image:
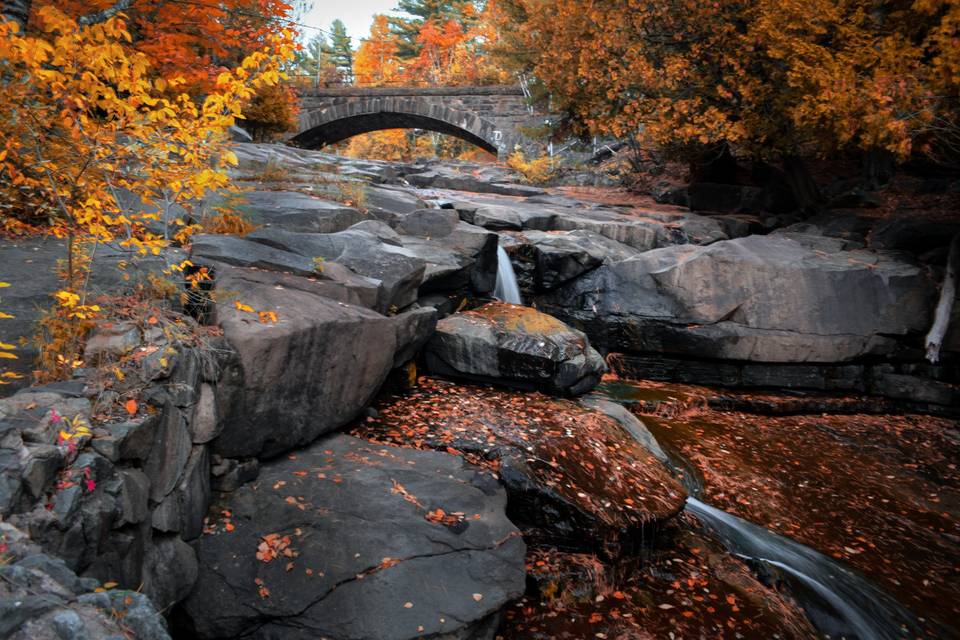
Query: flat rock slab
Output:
[[353, 379, 687, 557], [425, 302, 607, 396], [181, 434, 525, 640], [238, 191, 369, 233]]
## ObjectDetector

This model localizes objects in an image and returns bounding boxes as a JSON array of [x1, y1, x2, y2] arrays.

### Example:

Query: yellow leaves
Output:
[[234, 300, 280, 324], [54, 290, 80, 308]]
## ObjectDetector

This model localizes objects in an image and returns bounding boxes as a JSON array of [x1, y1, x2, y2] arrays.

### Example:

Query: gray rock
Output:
[[211, 270, 403, 458], [142, 535, 198, 613], [579, 397, 670, 464], [117, 469, 150, 527], [229, 126, 253, 143], [189, 383, 221, 444], [180, 434, 526, 640], [0, 522, 171, 640], [209, 262, 380, 313], [143, 406, 192, 502], [347, 219, 402, 245], [83, 322, 141, 362], [393, 208, 461, 237], [190, 235, 318, 277], [238, 190, 369, 233], [541, 235, 935, 363], [108, 415, 159, 462], [392, 307, 438, 367], [210, 457, 259, 492], [21, 445, 63, 500], [246, 227, 426, 312], [426, 302, 607, 396], [517, 229, 640, 290]]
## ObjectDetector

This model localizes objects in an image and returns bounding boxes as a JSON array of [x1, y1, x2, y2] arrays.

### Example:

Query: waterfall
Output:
[[493, 245, 523, 305], [685, 497, 922, 640]]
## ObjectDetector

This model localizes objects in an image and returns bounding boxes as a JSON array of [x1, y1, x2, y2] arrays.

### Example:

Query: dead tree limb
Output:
[[925, 233, 960, 363]]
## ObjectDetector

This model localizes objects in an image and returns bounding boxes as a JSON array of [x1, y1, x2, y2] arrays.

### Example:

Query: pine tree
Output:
[[327, 19, 354, 83], [298, 33, 334, 85]]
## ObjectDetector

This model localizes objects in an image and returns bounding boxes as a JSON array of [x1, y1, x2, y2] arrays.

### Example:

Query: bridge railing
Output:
[[289, 75, 520, 91]]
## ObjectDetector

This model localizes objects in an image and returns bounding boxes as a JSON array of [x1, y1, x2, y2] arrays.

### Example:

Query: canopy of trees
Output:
[[493, 0, 960, 168]]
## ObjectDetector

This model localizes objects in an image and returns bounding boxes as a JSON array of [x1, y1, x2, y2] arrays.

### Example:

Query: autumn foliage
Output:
[[0, 4, 294, 381], [493, 0, 960, 166]]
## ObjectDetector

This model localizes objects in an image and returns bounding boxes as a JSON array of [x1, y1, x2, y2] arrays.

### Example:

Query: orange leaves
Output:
[[256, 533, 296, 563], [233, 300, 279, 324], [425, 508, 465, 526], [494, 0, 957, 161], [390, 479, 425, 509], [124, 398, 138, 416]]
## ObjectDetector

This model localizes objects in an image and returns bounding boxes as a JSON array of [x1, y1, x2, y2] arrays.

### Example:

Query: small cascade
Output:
[[493, 245, 523, 305], [685, 498, 922, 640]]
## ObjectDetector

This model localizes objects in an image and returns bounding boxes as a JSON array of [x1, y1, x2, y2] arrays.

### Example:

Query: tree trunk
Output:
[[1, 0, 30, 30], [925, 233, 960, 364], [689, 143, 738, 184], [863, 147, 896, 189], [781, 155, 822, 215]]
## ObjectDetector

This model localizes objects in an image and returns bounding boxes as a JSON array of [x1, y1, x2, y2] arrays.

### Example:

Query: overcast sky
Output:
[[301, 0, 399, 44]]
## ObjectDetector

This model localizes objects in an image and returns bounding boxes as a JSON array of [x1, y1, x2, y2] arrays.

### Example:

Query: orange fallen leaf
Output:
[[124, 398, 137, 416]]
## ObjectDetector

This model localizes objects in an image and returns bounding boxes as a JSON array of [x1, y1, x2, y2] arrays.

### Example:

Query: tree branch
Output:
[[925, 233, 960, 364], [78, 0, 133, 26]]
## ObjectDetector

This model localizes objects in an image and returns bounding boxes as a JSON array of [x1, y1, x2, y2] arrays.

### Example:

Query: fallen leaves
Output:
[[390, 479, 424, 509], [256, 533, 296, 563]]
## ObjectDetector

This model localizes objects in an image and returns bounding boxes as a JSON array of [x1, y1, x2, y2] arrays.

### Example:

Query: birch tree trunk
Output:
[[925, 234, 960, 363]]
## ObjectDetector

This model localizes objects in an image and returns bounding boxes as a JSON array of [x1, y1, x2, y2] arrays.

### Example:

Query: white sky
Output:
[[301, 0, 400, 44]]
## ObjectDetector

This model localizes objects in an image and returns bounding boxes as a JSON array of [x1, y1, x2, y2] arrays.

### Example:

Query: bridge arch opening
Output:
[[291, 111, 499, 155], [291, 98, 506, 156]]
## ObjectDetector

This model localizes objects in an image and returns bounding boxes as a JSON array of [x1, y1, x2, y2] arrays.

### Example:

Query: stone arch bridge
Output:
[[291, 86, 543, 159]]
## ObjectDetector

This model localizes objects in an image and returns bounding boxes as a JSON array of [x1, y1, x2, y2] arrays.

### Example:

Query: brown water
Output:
[[603, 378, 960, 638]]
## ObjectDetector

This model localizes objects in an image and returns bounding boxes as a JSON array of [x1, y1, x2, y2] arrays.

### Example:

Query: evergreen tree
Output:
[[298, 34, 329, 82], [328, 19, 354, 82]]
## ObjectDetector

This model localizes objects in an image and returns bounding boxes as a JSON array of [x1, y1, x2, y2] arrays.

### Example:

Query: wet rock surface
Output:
[[426, 302, 607, 395], [179, 433, 525, 640], [351, 378, 686, 556]]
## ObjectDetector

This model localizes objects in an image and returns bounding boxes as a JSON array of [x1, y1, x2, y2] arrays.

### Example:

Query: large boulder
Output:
[[354, 379, 687, 556], [515, 229, 640, 290], [245, 227, 426, 312], [179, 434, 525, 640], [390, 211, 499, 295], [211, 268, 436, 458], [425, 302, 607, 395], [540, 234, 935, 363]]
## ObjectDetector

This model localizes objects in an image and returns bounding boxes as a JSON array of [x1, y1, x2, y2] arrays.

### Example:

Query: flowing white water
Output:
[[686, 497, 921, 640], [493, 245, 523, 305]]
